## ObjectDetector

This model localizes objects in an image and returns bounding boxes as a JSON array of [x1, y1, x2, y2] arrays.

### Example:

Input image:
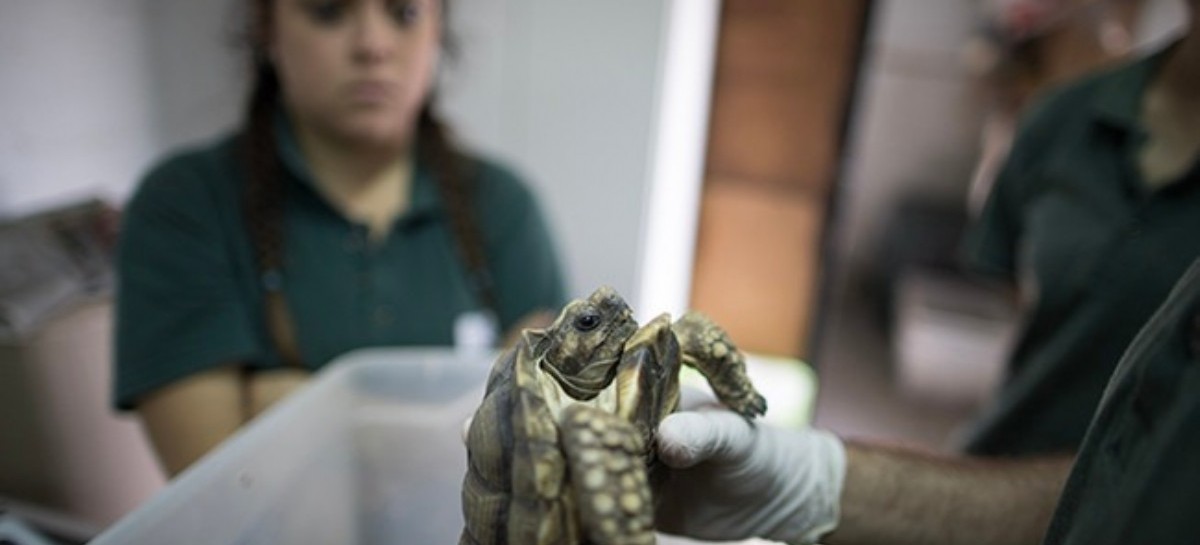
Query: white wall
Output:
[[0, 0, 158, 217], [0, 0, 247, 217], [443, 1, 669, 301], [1134, 0, 1190, 50], [143, 0, 246, 154]]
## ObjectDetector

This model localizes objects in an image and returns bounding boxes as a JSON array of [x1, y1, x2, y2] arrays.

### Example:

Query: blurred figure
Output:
[[965, 0, 1135, 214], [648, 4, 1199, 544], [963, 0, 1200, 456], [115, 0, 566, 475]]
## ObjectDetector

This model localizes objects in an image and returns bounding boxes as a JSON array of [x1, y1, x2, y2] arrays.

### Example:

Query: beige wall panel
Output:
[[690, 183, 824, 357]]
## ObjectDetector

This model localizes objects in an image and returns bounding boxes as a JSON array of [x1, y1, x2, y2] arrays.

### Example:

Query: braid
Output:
[[417, 106, 499, 317], [240, 60, 305, 368]]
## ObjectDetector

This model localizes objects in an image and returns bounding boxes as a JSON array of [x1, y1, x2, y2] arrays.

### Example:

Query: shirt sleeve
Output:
[[476, 162, 569, 331], [113, 158, 262, 410]]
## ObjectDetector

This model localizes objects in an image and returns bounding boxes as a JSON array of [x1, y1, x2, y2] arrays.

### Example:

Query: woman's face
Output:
[[270, 0, 441, 151]]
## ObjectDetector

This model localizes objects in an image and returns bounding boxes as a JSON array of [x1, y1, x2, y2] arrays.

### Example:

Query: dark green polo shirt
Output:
[[1043, 258, 1200, 545], [114, 117, 567, 410], [963, 46, 1200, 456]]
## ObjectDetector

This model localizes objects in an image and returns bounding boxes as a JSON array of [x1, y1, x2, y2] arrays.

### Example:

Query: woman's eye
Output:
[[306, 1, 346, 24], [389, 1, 420, 25], [574, 313, 601, 332]]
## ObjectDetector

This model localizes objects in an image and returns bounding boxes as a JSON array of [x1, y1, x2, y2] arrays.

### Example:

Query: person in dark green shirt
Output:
[[115, 0, 566, 475], [641, 5, 1200, 544], [960, 38, 1200, 456]]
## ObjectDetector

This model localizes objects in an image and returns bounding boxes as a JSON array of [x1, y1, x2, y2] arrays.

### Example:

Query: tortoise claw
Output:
[[732, 391, 768, 419]]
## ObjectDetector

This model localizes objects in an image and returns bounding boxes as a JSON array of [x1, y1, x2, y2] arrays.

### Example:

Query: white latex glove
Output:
[[654, 411, 846, 545]]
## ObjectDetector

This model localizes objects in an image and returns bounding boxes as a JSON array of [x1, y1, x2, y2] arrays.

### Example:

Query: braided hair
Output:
[[240, 0, 495, 367]]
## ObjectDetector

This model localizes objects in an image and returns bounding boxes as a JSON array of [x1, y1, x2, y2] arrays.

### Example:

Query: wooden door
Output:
[[690, 1, 869, 358]]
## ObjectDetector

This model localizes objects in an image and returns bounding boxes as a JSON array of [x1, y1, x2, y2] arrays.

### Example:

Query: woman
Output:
[[115, 0, 566, 475]]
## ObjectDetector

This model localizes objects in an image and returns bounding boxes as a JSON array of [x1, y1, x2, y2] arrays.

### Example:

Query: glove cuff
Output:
[[782, 429, 847, 545]]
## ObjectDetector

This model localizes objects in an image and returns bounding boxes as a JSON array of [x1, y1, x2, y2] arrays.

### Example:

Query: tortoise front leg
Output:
[[672, 312, 767, 418], [561, 404, 656, 545]]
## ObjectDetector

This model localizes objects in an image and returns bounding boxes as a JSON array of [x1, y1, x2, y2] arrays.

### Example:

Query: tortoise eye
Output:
[[574, 312, 602, 332]]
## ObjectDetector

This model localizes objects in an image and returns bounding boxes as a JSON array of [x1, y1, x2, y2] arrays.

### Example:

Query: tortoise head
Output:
[[524, 286, 637, 400]]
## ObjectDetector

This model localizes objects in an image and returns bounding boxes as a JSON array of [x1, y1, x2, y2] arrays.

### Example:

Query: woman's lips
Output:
[[346, 80, 396, 104]]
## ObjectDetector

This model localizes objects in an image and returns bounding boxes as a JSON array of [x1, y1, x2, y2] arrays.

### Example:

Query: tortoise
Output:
[[460, 286, 767, 545]]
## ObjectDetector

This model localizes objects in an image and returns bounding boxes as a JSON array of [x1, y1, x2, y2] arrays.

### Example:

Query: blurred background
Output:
[[0, 0, 1189, 541]]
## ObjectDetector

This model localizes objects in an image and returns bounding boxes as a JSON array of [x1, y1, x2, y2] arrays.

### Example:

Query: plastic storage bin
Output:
[[92, 348, 814, 544], [93, 348, 491, 545]]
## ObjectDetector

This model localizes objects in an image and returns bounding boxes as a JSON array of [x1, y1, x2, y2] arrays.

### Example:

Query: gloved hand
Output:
[[654, 410, 846, 545]]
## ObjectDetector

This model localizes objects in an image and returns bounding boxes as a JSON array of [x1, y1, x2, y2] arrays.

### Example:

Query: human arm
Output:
[[136, 366, 243, 476], [137, 366, 309, 476], [114, 156, 275, 475], [832, 442, 1070, 545], [654, 411, 1071, 545]]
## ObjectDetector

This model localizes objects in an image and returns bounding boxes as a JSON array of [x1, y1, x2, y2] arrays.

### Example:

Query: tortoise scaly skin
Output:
[[460, 287, 766, 545]]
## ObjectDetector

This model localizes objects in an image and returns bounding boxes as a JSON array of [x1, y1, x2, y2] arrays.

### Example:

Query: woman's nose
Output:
[[350, 4, 398, 63]]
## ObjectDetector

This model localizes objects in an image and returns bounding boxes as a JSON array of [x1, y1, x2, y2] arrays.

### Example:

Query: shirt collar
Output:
[[271, 108, 444, 221], [1090, 43, 1178, 133]]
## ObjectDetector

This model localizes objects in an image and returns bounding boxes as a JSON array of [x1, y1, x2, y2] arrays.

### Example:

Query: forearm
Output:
[[138, 365, 308, 476], [828, 442, 1072, 545], [138, 366, 244, 476], [245, 368, 309, 417]]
